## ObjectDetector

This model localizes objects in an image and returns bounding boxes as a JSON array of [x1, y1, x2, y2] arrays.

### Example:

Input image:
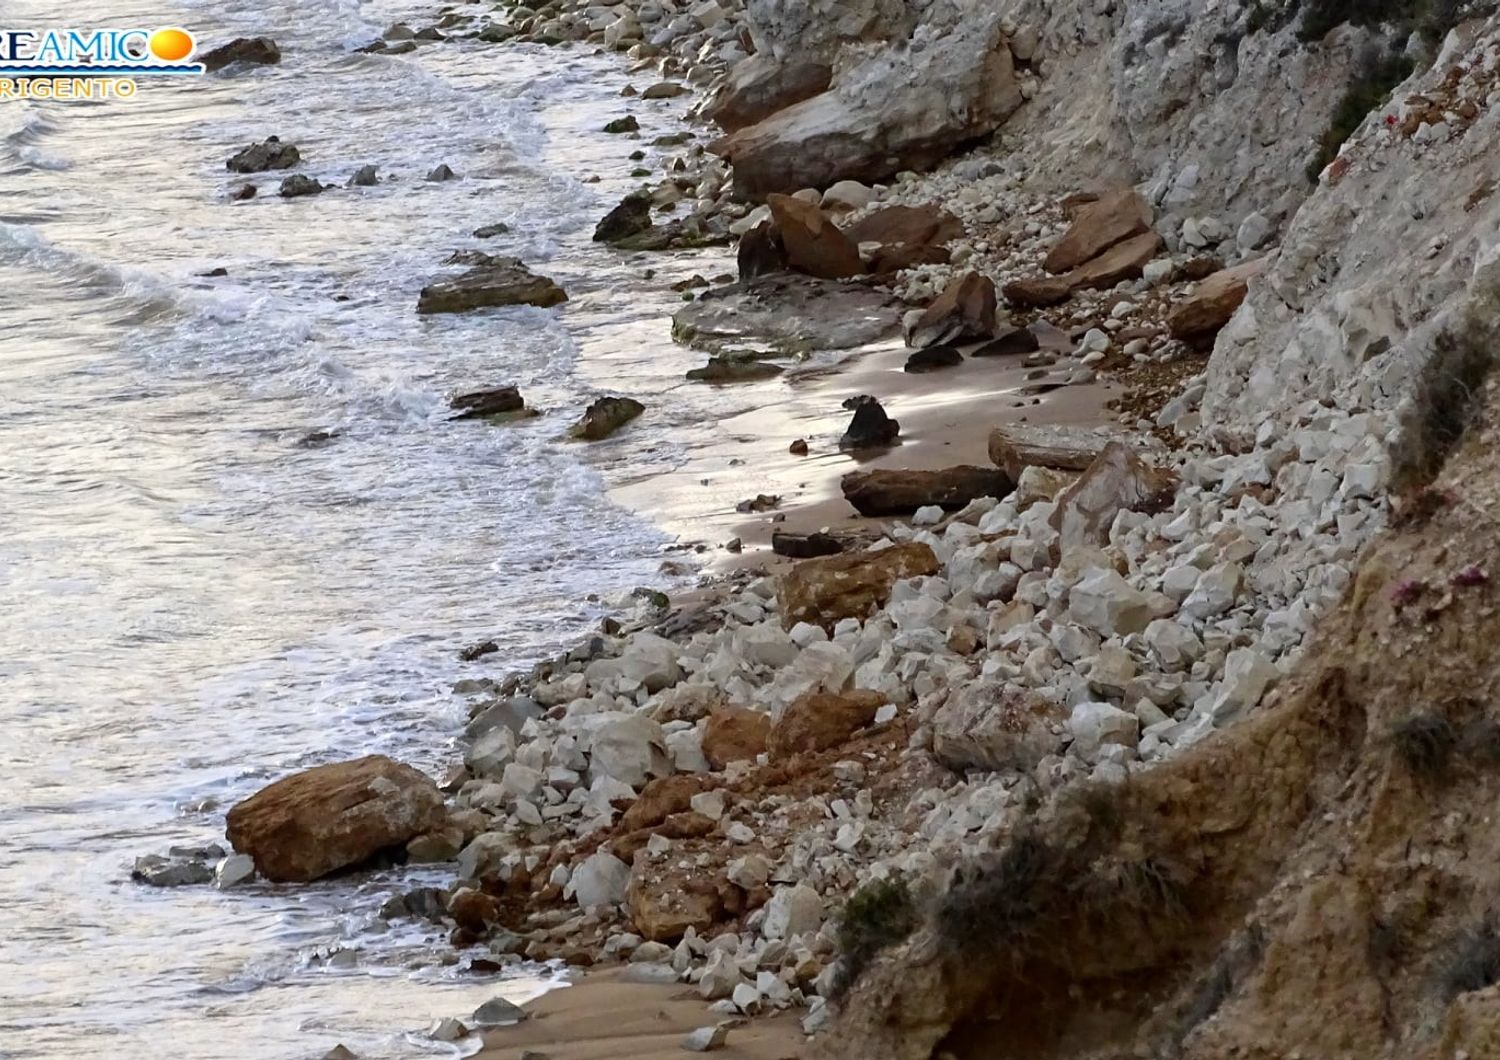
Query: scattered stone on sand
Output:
[[904, 345, 963, 374], [224, 755, 448, 882], [841, 467, 1013, 517], [907, 271, 998, 348], [569, 396, 645, 441], [200, 37, 282, 72], [1001, 275, 1073, 308], [972, 326, 1041, 358], [683, 1023, 731, 1051], [472, 996, 529, 1026], [771, 530, 845, 559], [226, 137, 299, 173], [417, 260, 567, 314], [838, 395, 899, 450]]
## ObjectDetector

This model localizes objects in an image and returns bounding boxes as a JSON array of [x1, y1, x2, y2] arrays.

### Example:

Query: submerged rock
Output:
[[132, 853, 214, 888], [425, 163, 458, 182], [448, 386, 537, 421], [348, 165, 379, 187], [226, 137, 299, 173], [686, 356, 784, 383], [569, 396, 645, 441], [278, 174, 324, 198], [200, 36, 282, 72], [225, 755, 448, 882], [593, 190, 654, 244], [603, 115, 639, 134], [417, 260, 567, 314]]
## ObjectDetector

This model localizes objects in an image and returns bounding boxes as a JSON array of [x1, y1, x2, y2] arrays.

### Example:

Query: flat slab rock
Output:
[[417, 260, 567, 314], [672, 274, 900, 353], [842, 466, 1014, 517], [988, 424, 1130, 480]]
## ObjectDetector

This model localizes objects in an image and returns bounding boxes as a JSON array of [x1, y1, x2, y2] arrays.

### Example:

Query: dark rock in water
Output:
[[379, 885, 450, 922], [737, 222, 787, 281], [168, 842, 227, 860], [320, 1047, 358, 1060], [603, 116, 639, 134], [384, 40, 419, 55], [426, 163, 458, 182], [904, 345, 962, 373], [973, 326, 1040, 358], [473, 222, 510, 238], [200, 36, 282, 72], [609, 219, 733, 252], [414, 27, 445, 41], [476, 24, 515, 43], [200, 267, 229, 277], [444, 249, 506, 267], [686, 357, 784, 383], [736, 494, 781, 513], [279, 174, 325, 198], [297, 430, 338, 448], [472, 997, 529, 1027], [226, 137, 299, 173], [569, 396, 644, 441], [348, 165, 379, 187], [132, 854, 214, 888], [593, 190, 653, 244], [449, 386, 532, 421], [772, 530, 845, 559], [839, 395, 899, 450], [652, 132, 693, 146], [789, 439, 809, 456], [228, 183, 257, 201], [417, 260, 567, 314], [842, 466, 1015, 516]]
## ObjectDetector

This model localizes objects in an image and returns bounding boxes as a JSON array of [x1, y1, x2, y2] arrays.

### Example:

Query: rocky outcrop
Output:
[[417, 260, 567, 314], [226, 137, 299, 173], [570, 396, 645, 441], [225, 755, 447, 882], [777, 542, 940, 631], [715, 15, 1023, 198], [842, 467, 1014, 517], [703, 54, 833, 132], [200, 37, 282, 72], [768, 690, 886, 760]]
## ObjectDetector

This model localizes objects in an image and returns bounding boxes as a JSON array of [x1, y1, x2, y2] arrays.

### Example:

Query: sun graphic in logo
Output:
[[148, 28, 196, 62]]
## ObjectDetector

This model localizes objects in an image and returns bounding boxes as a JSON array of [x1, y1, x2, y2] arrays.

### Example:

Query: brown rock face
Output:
[[767, 195, 864, 280], [842, 204, 964, 249], [1167, 258, 1267, 344], [619, 774, 717, 832], [1002, 275, 1074, 308], [907, 272, 998, 348], [1064, 231, 1165, 291], [628, 874, 727, 943], [1043, 189, 1152, 274], [769, 690, 886, 761], [702, 706, 772, 769], [931, 681, 1065, 772], [987, 424, 1122, 480], [841, 467, 1014, 517], [225, 755, 447, 882], [1050, 442, 1178, 552], [704, 55, 833, 133], [777, 542, 941, 632]]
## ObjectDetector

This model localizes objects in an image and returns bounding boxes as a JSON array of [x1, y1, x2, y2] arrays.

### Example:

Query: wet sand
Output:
[[611, 328, 1118, 562], [478, 969, 806, 1059]]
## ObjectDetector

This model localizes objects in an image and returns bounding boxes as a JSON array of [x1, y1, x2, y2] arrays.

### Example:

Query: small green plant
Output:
[[1390, 712, 1458, 780], [830, 875, 920, 1000], [1391, 328, 1496, 490], [1306, 47, 1415, 181], [1441, 917, 1500, 998], [936, 834, 1054, 956]]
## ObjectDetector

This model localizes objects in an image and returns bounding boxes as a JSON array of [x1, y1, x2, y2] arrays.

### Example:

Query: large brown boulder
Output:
[[1001, 275, 1073, 308], [703, 706, 772, 769], [769, 690, 887, 761], [778, 542, 940, 631], [628, 872, 727, 943], [842, 467, 1014, 517], [767, 194, 864, 280], [1167, 258, 1267, 344], [1050, 442, 1178, 552], [225, 755, 447, 882], [715, 18, 1023, 199], [1064, 231, 1164, 291], [842, 204, 964, 249], [1043, 189, 1152, 274], [907, 272, 998, 348], [704, 55, 833, 133]]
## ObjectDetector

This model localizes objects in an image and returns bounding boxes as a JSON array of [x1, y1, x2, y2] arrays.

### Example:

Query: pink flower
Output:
[[1452, 565, 1489, 588], [1391, 579, 1427, 607]]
